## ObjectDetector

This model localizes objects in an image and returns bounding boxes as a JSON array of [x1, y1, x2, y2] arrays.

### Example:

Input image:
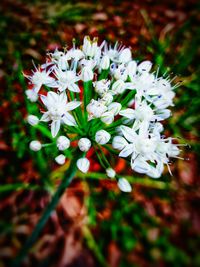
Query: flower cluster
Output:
[[25, 36, 182, 192]]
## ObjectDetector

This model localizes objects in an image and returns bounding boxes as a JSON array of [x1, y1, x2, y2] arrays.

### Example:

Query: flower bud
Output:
[[77, 158, 90, 173], [25, 90, 38, 102], [101, 112, 114, 124], [111, 80, 125, 95], [94, 80, 110, 96], [117, 178, 132, 192], [101, 93, 113, 105], [106, 168, 116, 178], [112, 136, 127, 150], [87, 100, 107, 118], [100, 55, 110, 70], [82, 36, 98, 58], [78, 138, 91, 152], [29, 140, 42, 151], [57, 136, 70, 151], [119, 48, 132, 63], [81, 66, 94, 82], [107, 102, 122, 115], [27, 115, 39, 126], [55, 154, 65, 165], [95, 130, 111, 145]]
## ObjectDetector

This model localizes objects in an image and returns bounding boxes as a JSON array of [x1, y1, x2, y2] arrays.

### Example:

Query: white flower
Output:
[[29, 140, 42, 151], [77, 158, 90, 173], [107, 102, 122, 115], [106, 168, 116, 178], [25, 90, 38, 102], [67, 48, 84, 61], [55, 154, 65, 165], [111, 80, 126, 95], [104, 42, 129, 63], [117, 178, 132, 192], [113, 64, 128, 81], [100, 55, 110, 70], [95, 130, 111, 145], [82, 36, 99, 58], [101, 111, 114, 124], [101, 93, 113, 106], [57, 136, 70, 151], [81, 66, 94, 82], [118, 48, 132, 63], [94, 79, 110, 96], [87, 100, 107, 118], [78, 138, 91, 152], [27, 115, 39, 126], [24, 67, 56, 93], [40, 91, 81, 137], [112, 136, 128, 150], [54, 67, 80, 93]]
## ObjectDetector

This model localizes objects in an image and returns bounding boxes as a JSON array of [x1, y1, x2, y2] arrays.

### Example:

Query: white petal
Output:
[[121, 126, 136, 143], [66, 101, 81, 111], [59, 92, 67, 103], [131, 156, 150, 174], [40, 94, 48, 106], [77, 158, 90, 173], [119, 108, 135, 119], [119, 144, 134, 158], [117, 178, 132, 192], [47, 91, 59, 105], [51, 120, 61, 138], [137, 61, 152, 73], [40, 112, 50, 122], [55, 154, 65, 165], [62, 112, 77, 126], [68, 83, 80, 93]]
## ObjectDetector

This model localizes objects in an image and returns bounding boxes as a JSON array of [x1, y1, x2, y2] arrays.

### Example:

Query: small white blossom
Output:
[[117, 178, 132, 192], [101, 93, 113, 106], [29, 140, 42, 151], [77, 158, 90, 173], [111, 80, 126, 95], [78, 138, 91, 152], [87, 100, 107, 118], [94, 79, 110, 96], [55, 154, 66, 165], [82, 36, 99, 58], [57, 136, 70, 151], [101, 111, 114, 124], [54, 68, 80, 93], [25, 89, 38, 102], [95, 130, 111, 145], [27, 115, 39, 126], [100, 55, 110, 70], [81, 66, 94, 82], [40, 91, 81, 137], [106, 168, 116, 178]]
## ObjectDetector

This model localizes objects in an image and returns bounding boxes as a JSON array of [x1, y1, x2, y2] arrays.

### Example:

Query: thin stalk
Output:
[[12, 153, 81, 267]]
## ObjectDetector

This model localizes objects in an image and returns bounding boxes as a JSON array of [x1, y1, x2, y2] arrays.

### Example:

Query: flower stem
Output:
[[12, 154, 80, 267]]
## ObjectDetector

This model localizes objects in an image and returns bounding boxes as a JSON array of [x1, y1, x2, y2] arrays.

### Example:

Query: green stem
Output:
[[12, 154, 81, 267]]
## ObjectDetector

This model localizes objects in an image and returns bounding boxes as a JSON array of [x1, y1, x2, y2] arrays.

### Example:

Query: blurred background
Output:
[[0, 0, 200, 266]]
